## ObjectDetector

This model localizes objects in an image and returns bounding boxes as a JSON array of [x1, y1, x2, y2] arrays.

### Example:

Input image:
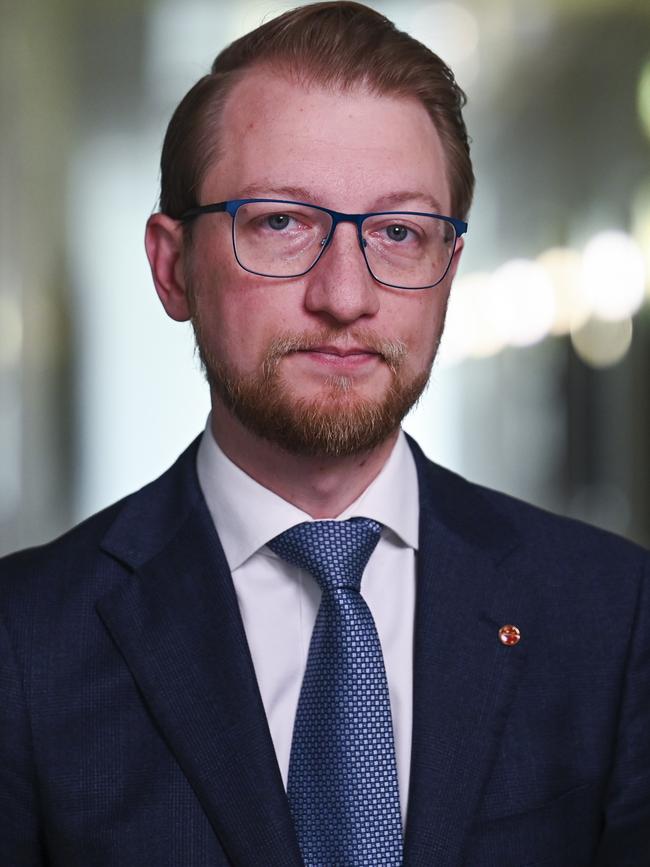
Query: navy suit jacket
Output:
[[1, 436, 649, 866]]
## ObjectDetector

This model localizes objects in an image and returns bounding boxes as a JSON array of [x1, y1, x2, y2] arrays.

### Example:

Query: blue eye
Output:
[[267, 214, 291, 230], [386, 224, 409, 241]]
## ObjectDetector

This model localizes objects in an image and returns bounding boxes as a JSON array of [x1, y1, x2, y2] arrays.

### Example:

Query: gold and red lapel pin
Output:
[[498, 624, 521, 646]]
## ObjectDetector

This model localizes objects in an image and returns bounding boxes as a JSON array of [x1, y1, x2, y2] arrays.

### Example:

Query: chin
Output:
[[288, 370, 393, 404]]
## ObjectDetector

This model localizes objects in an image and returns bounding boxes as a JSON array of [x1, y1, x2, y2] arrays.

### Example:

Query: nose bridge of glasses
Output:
[[325, 210, 367, 252]]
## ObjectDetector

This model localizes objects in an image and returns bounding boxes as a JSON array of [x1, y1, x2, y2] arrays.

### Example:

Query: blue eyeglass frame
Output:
[[180, 197, 468, 290]]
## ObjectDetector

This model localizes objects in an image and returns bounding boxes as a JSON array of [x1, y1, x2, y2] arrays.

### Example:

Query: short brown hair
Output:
[[159, 1, 474, 223]]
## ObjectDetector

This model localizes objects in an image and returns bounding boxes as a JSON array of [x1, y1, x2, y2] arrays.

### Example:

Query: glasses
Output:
[[181, 198, 467, 290]]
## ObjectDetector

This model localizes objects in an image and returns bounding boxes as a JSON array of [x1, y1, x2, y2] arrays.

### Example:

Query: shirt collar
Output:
[[197, 417, 419, 571]]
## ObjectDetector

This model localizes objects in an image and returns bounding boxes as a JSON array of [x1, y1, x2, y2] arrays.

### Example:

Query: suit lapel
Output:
[[404, 439, 529, 866], [96, 442, 302, 867]]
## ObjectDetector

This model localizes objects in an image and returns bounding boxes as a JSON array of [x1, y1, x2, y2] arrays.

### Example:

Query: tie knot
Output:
[[268, 518, 382, 592]]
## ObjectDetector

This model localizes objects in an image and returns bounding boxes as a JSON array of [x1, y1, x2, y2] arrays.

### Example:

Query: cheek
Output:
[[389, 292, 447, 361], [197, 278, 304, 371]]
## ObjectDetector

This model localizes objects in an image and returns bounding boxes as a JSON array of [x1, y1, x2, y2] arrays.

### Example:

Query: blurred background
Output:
[[1, 0, 649, 556]]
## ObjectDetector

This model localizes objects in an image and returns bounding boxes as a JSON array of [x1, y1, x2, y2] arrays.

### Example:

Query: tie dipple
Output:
[[268, 518, 403, 867]]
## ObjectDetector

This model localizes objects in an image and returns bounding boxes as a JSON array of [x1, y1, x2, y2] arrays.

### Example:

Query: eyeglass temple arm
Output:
[[179, 202, 229, 223]]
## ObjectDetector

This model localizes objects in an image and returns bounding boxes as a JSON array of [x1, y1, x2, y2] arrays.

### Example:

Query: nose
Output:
[[303, 222, 380, 325]]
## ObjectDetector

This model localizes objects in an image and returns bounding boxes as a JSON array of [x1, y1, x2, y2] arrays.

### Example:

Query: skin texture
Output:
[[145, 67, 464, 517]]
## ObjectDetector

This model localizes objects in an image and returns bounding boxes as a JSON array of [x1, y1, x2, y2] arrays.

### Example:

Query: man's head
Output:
[[146, 2, 473, 459]]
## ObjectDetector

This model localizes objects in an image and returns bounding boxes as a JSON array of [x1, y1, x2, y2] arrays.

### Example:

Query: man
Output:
[[1, 2, 648, 865]]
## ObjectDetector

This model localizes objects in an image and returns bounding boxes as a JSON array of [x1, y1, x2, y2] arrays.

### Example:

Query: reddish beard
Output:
[[193, 323, 432, 458]]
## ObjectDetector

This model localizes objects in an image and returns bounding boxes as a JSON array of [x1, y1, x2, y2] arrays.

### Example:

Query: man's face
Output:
[[183, 68, 463, 457]]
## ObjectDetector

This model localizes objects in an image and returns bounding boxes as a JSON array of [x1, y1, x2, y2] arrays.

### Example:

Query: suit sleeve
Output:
[[595, 553, 650, 866], [0, 615, 46, 866]]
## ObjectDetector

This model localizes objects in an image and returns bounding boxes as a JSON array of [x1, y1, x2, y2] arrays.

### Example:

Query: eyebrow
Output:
[[237, 183, 316, 202], [234, 183, 445, 215], [375, 190, 445, 214]]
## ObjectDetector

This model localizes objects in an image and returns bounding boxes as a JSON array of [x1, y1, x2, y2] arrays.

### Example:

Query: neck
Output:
[[209, 402, 399, 519]]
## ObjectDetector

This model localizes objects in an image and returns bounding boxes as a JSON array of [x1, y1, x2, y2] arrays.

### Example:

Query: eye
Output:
[[385, 224, 409, 242], [267, 214, 291, 230]]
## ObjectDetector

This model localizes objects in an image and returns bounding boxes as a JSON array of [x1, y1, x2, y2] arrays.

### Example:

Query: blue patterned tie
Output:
[[268, 518, 403, 867]]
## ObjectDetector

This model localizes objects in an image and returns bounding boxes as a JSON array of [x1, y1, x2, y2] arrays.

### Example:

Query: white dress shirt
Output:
[[196, 421, 419, 823]]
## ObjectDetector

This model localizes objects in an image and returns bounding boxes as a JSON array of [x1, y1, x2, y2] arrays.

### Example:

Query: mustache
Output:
[[262, 328, 407, 376]]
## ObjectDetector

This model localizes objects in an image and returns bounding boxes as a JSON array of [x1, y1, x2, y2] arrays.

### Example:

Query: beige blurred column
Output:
[[0, 0, 75, 554]]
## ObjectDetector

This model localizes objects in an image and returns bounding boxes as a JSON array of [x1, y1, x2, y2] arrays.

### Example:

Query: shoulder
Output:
[[408, 434, 648, 583], [0, 436, 204, 628], [409, 439, 650, 712], [0, 500, 126, 608]]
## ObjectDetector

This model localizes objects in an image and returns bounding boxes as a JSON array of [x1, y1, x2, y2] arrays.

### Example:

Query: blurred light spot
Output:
[[440, 271, 503, 364], [571, 316, 632, 368], [537, 247, 589, 335], [0, 294, 23, 369], [580, 230, 646, 321], [631, 179, 650, 301], [638, 57, 650, 142], [486, 259, 556, 347], [411, 3, 479, 68]]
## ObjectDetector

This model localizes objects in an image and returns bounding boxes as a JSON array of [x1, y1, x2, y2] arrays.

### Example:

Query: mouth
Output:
[[302, 345, 380, 358], [263, 330, 407, 378], [290, 344, 382, 373]]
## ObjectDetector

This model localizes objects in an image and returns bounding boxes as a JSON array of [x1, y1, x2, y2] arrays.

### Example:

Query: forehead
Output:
[[201, 67, 452, 213]]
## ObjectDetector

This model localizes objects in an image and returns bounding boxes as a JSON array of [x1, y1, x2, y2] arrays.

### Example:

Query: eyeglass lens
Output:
[[232, 202, 457, 288]]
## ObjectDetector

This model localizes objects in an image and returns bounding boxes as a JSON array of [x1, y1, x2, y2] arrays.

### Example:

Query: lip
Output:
[[290, 345, 381, 372], [300, 345, 379, 357]]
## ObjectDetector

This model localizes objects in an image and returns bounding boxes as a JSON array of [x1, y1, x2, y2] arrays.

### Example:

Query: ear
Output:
[[145, 213, 192, 322], [447, 235, 465, 282]]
